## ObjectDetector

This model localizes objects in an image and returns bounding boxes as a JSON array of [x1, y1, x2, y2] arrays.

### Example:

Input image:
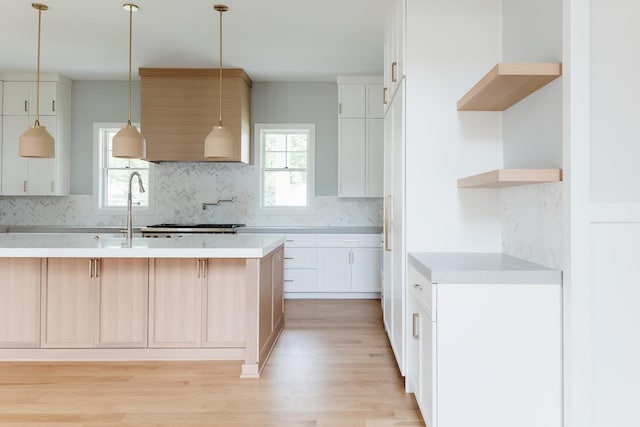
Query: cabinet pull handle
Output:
[[201, 259, 207, 279], [338, 102, 342, 115], [285, 239, 295, 242], [391, 62, 398, 83], [94, 259, 100, 278], [23, 181, 28, 193], [284, 279, 294, 283], [383, 87, 388, 105], [89, 259, 94, 278], [284, 257, 294, 260], [52, 100, 55, 112], [384, 195, 391, 252], [413, 283, 423, 291], [24, 100, 28, 112], [343, 239, 359, 243], [412, 313, 420, 339], [196, 259, 201, 278]]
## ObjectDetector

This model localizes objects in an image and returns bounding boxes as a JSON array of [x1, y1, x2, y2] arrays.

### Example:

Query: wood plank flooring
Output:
[[0, 299, 423, 427]]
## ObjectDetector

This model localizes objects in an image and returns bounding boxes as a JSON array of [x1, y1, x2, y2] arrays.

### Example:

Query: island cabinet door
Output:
[[202, 259, 246, 348], [96, 258, 149, 348], [0, 258, 42, 348], [42, 258, 95, 348], [149, 258, 202, 348]]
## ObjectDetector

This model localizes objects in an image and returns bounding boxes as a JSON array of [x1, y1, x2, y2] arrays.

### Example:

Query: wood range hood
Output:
[[139, 68, 252, 163]]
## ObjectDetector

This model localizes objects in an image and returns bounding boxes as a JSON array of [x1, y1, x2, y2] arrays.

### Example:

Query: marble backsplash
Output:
[[0, 162, 383, 227], [501, 182, 563, 269]]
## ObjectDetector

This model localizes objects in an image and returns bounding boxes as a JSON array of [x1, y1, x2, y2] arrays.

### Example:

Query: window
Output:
[[257, 123, 315, 212], [93, 123, 153, 213]]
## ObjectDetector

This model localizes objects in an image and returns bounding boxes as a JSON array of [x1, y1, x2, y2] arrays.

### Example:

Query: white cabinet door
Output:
[[1, 115, 57, 195], [338, 118, 366, 197], [1, 115, 29, 195], [36, 82, 57, 116], [351, 248, 381, 292], [366, 84, 384, 118], [366, 118, 384, 197], [421, 310, 435, 427], [2, 82, 30, 115], [338, 84, 366, 118], [406, 294, 422, 398], [317, 248, 351, 292]]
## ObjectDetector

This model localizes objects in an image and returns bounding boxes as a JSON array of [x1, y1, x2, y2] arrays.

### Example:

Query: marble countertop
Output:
[[408, 252, 562, 284], [0, 233, 286, 258]]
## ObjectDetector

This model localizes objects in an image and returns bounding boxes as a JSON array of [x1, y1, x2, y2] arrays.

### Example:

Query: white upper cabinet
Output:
[[384, 0, 406, 100], [337, 76, 384, 198], [0, 74, 71, 196], [2, 81, 57, 116]]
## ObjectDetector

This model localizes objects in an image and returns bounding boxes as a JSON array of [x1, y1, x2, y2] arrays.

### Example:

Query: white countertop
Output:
[[408, 252, 562, 284], [0, 233, 286, 258]]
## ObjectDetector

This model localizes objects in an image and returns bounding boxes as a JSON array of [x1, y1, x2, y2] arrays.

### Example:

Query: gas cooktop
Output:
[[141, 223, 245, 236]]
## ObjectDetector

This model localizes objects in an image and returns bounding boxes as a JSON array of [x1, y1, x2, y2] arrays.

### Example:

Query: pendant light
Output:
[[19, 3, 54, 158], [112, 3, 145, 159], [204, 4, 234, 158]]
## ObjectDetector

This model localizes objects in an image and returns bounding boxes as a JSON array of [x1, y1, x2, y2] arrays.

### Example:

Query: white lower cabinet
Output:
[[283, 234, 317, 293], [317, 234, 381, 293], [406, 258, 562, 427]]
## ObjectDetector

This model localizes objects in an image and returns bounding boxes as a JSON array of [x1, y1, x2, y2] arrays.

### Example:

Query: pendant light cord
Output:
[[218, 8, 223, 127], [35, 6, 42, 126], [127, 5, 133, 126]]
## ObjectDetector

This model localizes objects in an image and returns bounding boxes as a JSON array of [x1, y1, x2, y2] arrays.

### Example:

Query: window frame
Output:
[[256, 123, 315, 215], [92, 122, 155, 215]]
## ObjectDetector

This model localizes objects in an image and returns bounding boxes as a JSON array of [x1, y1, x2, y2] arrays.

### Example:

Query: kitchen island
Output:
[[0, 234, 286, 378]]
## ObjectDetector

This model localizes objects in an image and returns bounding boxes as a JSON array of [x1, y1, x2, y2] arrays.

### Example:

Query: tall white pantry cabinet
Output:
[[0, 73, 71, 196], [337, 76, 384, 198]]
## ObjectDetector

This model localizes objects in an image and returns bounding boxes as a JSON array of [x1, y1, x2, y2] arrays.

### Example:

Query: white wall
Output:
[[586, 1, 640, 425], [405, 0, 503, 253]]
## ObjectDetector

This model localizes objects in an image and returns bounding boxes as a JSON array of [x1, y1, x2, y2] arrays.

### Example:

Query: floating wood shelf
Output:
[[457, 169, 562, 188], [457, 62, 562, 111]]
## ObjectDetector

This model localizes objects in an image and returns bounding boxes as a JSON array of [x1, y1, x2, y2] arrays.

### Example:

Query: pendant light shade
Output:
[[204, 4, 234, 158], [19, 3, 54, 159], [112, 3, 145, 159]]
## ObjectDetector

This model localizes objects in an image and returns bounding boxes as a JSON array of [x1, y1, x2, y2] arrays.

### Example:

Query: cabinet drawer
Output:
[[317, 234, 382, 248], [284, 234, 317, 247], [284, 269, 317, 292], [408, 263, 435, 320], [284, 248, 317, 269]]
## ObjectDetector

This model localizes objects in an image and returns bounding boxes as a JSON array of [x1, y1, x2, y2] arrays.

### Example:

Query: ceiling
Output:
[[0, 0, 388, 82]]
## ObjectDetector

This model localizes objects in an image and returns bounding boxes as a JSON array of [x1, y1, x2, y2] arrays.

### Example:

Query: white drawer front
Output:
[[284, 234, 317, 247], [316, 234, 382, 248], [408, 263, 434, 320], [284, 269, 317, 292], [284, 248, 317, 269]]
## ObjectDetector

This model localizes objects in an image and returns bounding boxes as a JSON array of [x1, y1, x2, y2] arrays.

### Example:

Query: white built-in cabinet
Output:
[[42, 258, 149, 348], [382, 0, 407, 377], [277, 233, 381, 297], [0, 74, 71, 196], [317, 234, 382, 293], [406, 256, 562, 427], [337, 76, 384, 198]]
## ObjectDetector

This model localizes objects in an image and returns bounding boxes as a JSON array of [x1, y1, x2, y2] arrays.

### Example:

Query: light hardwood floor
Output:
[[0, 299, 423, 427]]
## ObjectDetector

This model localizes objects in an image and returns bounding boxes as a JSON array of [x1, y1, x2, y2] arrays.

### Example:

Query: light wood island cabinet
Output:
[[0, 236, 285, 379], [42, 258, 149, 348], [0, 258, 41, 348]]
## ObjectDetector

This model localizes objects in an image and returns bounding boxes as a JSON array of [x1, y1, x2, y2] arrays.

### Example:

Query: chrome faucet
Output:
[[126, 171, 145, 246]]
